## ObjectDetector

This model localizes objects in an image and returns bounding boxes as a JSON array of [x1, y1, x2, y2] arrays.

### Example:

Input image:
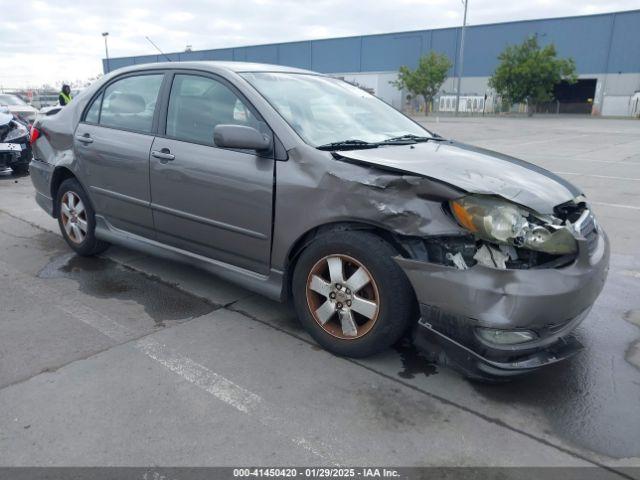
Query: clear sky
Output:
[[2, 0, 639, 88]]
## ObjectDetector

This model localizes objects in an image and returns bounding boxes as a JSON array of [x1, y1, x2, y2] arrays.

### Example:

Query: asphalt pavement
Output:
[[0, 116, 638, 474]]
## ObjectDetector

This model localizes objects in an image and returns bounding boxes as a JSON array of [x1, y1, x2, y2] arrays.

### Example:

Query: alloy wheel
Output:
[[60, 191, 88, 244], [305, 254, 380, 339]]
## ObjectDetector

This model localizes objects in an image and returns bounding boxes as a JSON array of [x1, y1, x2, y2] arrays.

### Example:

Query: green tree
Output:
[[392, 52, 452, 115], [489, 35, 577, 115]]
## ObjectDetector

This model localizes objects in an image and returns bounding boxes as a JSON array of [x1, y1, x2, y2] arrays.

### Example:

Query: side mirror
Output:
[[213, 124, 272, 151]]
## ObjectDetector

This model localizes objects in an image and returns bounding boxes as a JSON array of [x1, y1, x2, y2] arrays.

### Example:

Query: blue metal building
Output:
[[106, 9, 640, 116]]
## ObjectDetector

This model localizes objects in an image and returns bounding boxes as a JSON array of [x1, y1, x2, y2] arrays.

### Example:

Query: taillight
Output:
[[30, 126, 41, 145]]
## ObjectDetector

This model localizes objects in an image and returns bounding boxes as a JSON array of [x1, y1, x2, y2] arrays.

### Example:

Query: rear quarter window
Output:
[[84, 93, 102, 124], [98, 74, 163, 133]]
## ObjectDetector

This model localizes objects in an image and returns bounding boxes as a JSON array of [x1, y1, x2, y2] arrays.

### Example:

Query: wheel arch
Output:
[[50, 167, 93, 218], [282, 221, 412, 301]]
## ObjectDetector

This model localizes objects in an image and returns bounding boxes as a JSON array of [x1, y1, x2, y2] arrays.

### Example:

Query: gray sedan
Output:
[[28, 62, 609, 380]]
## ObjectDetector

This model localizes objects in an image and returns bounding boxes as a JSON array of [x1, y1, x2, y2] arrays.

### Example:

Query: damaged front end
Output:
[[0, 109, 32, 172], [394, 195, 610, 379], [276, 141, 609, 379]]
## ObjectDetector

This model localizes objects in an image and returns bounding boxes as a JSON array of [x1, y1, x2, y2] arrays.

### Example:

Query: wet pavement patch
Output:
[[394, 338, 438, 379], [355, 384, 438, 431], [470, 320, 640, 459], [38, 253, 217, 326]]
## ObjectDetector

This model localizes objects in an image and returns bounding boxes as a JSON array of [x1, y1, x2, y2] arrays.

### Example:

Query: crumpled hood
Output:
[[337, 140, 582, 214]]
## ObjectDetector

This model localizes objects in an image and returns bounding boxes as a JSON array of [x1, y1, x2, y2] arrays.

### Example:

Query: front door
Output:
[[74, 73, 165, 238], [149, 73, 275, 274]]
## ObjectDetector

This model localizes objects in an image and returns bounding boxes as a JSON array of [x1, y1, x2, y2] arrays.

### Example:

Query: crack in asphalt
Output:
[[0, 212, 635, 477]]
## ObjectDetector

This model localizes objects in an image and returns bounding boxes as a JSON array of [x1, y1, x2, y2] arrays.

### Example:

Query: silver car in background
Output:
[[28, 62, 609, 381], [0, 93, 38, 124]]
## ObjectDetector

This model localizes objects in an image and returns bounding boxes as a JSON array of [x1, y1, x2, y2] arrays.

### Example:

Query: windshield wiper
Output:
[[317, 134, 447, 151], [380, 134, 445, 144], [316, 139, 379, 151]]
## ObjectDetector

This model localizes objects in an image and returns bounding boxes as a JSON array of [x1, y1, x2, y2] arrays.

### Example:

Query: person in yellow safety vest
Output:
[[59, 85, 72, 106]]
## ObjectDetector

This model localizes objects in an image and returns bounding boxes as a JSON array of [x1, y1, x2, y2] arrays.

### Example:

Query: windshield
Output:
[[0, 94, 28, 106], [241, 72, 431, 147]]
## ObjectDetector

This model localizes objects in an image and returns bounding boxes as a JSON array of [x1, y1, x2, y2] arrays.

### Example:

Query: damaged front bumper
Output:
[[0, 142, 28, 168], [396, 230, 610, 378]]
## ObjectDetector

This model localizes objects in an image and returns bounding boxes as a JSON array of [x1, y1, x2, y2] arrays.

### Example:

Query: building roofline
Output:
[[107, 8, 639, 62]]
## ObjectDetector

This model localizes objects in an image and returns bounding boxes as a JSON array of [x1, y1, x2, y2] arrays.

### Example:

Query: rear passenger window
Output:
[[99, 74, 163, 133], [84, 93, 102, 124], [166, 74, 259, 145]]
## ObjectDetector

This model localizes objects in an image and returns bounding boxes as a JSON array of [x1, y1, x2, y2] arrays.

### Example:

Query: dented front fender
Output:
[[395, 231, 610, 329]]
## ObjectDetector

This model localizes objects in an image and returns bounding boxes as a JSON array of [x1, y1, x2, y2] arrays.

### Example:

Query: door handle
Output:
[[75, 134, 93, 144], [151, 149, 175, 162]]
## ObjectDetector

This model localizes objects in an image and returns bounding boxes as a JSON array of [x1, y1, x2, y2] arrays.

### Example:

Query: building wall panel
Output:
[[608, 10, 640, 73], [361, 34, 422, 71], [105, 10, 640, 78], [311, 37, 361, 73], [278, 42, 312, 69]]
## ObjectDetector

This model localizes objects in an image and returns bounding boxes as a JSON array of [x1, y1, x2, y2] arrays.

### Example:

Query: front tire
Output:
[[56, 178, 109, 256], [292, 230, 416, 357]]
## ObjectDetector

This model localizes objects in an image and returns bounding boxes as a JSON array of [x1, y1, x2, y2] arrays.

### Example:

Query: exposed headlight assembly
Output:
[[3, 121, 29, 143], [450, 195, 577, 255]]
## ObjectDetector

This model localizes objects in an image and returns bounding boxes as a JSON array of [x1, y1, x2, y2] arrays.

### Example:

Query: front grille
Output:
[[554, 201, 598, 255], [577, 210, 598, 254]]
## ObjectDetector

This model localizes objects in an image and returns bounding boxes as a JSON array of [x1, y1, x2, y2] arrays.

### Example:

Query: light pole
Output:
[[455, 0, 469, 115], [102, 32, 110, 73]]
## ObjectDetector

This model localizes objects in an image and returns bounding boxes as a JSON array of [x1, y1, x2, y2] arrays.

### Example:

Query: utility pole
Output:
[[102, 32, 110, 73], [455, 0, 468, 115]]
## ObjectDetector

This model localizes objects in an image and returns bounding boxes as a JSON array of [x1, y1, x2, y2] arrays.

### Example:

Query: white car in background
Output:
[[38, 104, 63, 117], [0, 94, 38, 124]]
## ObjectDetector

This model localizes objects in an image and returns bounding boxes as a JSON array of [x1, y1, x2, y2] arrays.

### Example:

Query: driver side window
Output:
[[166, 74, 259, 145]]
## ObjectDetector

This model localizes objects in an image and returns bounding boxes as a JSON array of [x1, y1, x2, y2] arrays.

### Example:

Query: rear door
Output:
[[149, 72, 275, 274], [74, 72, 165, 238]]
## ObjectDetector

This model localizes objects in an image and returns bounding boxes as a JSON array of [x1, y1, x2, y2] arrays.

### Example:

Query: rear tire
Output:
[[56, 178, 109, 256], [292, 230, 416, 358]]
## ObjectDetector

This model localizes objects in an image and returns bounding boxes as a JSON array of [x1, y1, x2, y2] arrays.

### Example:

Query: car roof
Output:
[[111, 61, 320, 76]]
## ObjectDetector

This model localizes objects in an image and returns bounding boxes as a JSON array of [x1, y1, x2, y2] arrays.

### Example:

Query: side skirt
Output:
[[95, 215, 284, 302]]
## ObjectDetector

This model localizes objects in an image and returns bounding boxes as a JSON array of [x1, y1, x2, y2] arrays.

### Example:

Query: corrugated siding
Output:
[[608, 10, 640, 73], [278, 42, 312, 69], [105, 10, 640, 75]]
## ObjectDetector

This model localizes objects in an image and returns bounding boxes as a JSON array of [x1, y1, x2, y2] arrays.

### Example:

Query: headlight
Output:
[[3, 121, 29, 142], [476, 328, 537, 345], [450, 195, 577, 255]]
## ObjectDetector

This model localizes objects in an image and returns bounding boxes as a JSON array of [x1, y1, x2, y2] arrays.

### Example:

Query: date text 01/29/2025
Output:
[[232, 468, 401, 477]]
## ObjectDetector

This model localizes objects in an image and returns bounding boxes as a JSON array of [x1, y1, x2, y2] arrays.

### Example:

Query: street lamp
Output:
[[102, 32, 110, 73], [455, 0, 469, 115]]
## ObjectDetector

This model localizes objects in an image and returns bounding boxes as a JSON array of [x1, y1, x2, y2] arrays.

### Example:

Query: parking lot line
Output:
[[136, 337, 261, 414], [591, 201, 640, 211], [0, 255, 339, 465], [135, 336, 340, 464], [555, 172, 640, 182]]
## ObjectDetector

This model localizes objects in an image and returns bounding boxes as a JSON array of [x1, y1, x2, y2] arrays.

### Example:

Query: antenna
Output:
[[145, 36, 172, 62]]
